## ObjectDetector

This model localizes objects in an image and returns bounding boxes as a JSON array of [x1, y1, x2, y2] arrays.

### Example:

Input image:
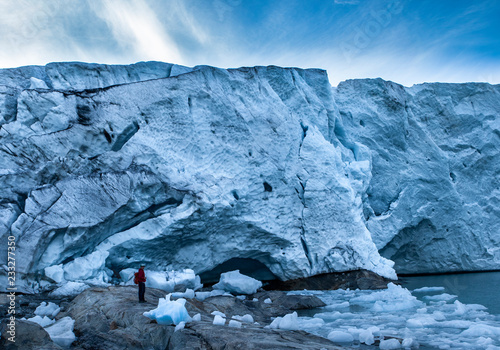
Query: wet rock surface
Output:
[[57, 286, 344, 349]]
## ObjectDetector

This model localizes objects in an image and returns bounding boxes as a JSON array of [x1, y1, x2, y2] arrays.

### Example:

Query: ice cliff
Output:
[[335, 79, 500, 273], [0, 62, 498, 292]]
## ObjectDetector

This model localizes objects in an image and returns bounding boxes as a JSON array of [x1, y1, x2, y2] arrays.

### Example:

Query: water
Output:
[[291, 272, 500, 349], [400, 271, 500, 315]]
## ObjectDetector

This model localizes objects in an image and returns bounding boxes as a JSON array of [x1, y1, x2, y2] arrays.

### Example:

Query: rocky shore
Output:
[[1, 285, 354, 349]]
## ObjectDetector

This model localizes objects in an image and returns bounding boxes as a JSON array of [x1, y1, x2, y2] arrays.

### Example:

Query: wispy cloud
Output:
[[89, 0, 183, 64], [334, 0, 360, 5]]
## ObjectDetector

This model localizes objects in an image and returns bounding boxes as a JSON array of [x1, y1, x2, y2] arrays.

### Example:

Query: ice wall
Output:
[[1, 62, 498, 292], [335, 79, 500, 273], [0, 62, 394, 292]]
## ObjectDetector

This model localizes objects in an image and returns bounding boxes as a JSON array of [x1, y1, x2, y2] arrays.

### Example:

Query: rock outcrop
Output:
[[0, 319, 62, 350], [59, 286, 341, 350]]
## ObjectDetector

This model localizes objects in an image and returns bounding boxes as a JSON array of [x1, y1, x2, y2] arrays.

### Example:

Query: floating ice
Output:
[[291, 286, 500, 350], [212, 270, 262, 295], [422, 293, 457, 302], [412, 286, 446, 293], [192, 313, 201, 321], [44, 316, 76, 348], [327, 330, 354, 343], [211, 311, 226, 318], [213, 315, 226, 326], [359, 329, 375, 345], [461, 324, 500, 337], [264, 298, 272, 304], [143, 294, 192, 325], [35, 302, 60, 318], [379, 338, 401, 349], [350, 283, 422, 312]]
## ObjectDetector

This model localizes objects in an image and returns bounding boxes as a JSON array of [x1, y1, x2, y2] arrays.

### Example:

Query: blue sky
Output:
[[1, 0, 499, 86]]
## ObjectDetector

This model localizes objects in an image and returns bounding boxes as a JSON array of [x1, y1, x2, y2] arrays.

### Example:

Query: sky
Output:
[[0, 0, 499, 86]]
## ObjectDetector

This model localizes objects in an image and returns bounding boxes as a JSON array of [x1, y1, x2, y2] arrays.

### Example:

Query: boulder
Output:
[[0, 319, 62, 350]]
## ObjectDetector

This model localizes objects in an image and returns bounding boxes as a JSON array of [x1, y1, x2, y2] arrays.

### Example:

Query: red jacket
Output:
[[137, 268, 146, 283]]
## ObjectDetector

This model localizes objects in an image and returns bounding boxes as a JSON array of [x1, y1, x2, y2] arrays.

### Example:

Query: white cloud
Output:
[[89, 0, 183, 64]]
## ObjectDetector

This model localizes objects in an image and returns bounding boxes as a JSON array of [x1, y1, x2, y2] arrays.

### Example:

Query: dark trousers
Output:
[[138, 282, 146, 301]]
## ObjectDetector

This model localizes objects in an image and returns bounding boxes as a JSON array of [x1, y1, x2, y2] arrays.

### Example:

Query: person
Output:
[[136, 264, 147, 302]]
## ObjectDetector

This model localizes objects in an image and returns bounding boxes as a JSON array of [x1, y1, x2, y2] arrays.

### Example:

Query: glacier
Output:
[[0, 61, 498, 292]]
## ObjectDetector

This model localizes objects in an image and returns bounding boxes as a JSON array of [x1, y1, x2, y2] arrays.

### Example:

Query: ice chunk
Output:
[[213, 315, 226, 326], [402, 337, 419, 348], [297, 317, 325, 329], [269, 312, 299, 330], [26, 315, 55, 327], [175, 321, 185, 332], [119, 268, 136, 285], [351, 283, 422, 312], [461, 324, 500, 337], [44, 265, 65, 284], [422, 293, 457, 302], [412, 286, 446, 293], [264, 298, 272, 304], [379, 338, 401, 349], [44, 316, 76, 348], [166, 269, 203, 291], [35, 302, 60, 318], [228, 320, 242, 328], [172, 289, 195, 299], [236, 295, 246, 300], [233, 314, 254, 323], [145, 269, 202, 292], [146, 271, 172, 291], [49, 281, 89, 297], [195, 289, 230, 301], [325, 301, 350, 310], [63, 251, 109, 281], [359, 329, 375, 345], [280, 312, 299, 330], [327, 330, 354, 343], [406, 315, 435, 328], [212, 270, 262, 295], [211, 311, 226, 318], [143, 295, 192, 325], [195, 291, 212, 301], [192, 313, 201, 321]]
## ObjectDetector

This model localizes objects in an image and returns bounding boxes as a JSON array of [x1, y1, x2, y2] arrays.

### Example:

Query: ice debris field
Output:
[[20, 301, 76, 348], [293, 283, 500, 349], [137, 270, 500, 349]]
